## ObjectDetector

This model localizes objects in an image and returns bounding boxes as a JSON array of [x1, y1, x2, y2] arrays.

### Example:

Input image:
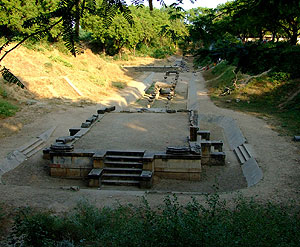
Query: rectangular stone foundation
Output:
[[153, 159, 201, 181], [50, 166, 90, 178]]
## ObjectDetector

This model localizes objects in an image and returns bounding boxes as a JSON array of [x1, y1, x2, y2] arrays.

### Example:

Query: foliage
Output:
[[151, 46, 176, 59], [81, 5, 188, 57], [189, 1, 300, 77], [204, 62, 300, 134], [0, 67, 25, 88], [194, 42, 300, 79], [0, 99, 19, 117], [7, 195, 300, 246], [0, 0, 134, 64]]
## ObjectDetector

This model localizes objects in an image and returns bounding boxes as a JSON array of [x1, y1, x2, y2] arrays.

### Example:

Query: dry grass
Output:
[[1, 44, 164, 103]]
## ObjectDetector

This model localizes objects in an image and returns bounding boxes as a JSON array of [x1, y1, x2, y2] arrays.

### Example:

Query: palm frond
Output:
[[0, 67, 25, 89], [62, 17, 78, 56]]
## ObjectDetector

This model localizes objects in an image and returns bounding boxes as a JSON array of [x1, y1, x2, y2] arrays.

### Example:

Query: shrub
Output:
[[8, 196, 300, 247], [151, 46, 176, 59], [0, 99, 19, 117]]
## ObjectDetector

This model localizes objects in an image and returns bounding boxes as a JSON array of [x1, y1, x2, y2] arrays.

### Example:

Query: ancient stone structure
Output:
[[44, 64, 227, 189]]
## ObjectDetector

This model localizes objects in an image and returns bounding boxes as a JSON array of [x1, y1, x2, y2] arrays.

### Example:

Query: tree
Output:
[[0, 0, 133, 62]]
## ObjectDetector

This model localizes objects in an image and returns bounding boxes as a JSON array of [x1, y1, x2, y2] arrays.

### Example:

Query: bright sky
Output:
[[151, 0, 230, 10]]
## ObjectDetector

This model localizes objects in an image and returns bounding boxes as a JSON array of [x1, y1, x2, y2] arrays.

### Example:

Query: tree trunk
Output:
[[148, 0, 153, 11], [75, 0, 80, 37], [290, 26, 298, 45], [272, 31, 276, 42]]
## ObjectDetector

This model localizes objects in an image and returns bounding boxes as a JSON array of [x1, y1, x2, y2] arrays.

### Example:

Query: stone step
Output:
[[102, 173, 141, 180], [242, 143, 252, 158], [105, 155, 143, 162], [101, 179, 140, 186], [104, 167, 142, 174], [106, 150, 145, 157], [21, 139, 44, 157], [238, 145, 251, 162], [234, 147, 246, 164], [104, 161, 143, 168]]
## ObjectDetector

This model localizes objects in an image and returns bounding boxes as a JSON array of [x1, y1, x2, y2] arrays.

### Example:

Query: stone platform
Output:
[[75, 112, 189, 151]]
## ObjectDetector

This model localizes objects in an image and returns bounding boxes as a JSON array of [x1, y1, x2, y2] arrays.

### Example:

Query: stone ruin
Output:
[[43, 65, 226, 189]]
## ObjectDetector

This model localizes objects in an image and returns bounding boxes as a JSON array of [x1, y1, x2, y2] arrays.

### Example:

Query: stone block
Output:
[[105, 106, 116, 112], [56, 136, 75, 144], [86, 116, 97, 123], [211, 141, 223, 152], [197, 130, 210, 140], [81, 122, 91, 128], [97, 108, 106, 114], [89, 178, 100, 187], [190, 126, 199, 142], [93, 159, 104, 168], [66, 168, 81, 178], [50, 143, 74, 152], [50, 168, 67, 177], [154, 172, 201, 181], [166, 109, 176, 113], [69, 128, 81, 136], [210, 152, 226, 166]]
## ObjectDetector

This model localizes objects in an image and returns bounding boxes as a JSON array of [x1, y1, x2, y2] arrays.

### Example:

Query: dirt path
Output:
[[0, 60, 299, 212]]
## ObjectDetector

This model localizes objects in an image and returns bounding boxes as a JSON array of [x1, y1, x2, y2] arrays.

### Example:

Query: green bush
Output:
[[194, 42, 300, 79], [151, 46, 176, 59], [0, 99, 18, 117], [8, 195, 300, 247]]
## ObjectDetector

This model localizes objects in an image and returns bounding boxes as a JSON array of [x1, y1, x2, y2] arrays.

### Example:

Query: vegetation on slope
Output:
[[202, 62, 300, 135]]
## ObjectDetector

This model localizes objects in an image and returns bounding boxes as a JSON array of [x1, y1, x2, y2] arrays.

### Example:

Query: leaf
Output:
[[0, 67, 25, 89]]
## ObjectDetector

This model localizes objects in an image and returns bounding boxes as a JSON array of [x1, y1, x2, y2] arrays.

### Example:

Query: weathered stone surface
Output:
[[56, 136, 76, 144], [189, 141, 201, 155], [166, 146, 191, 155], [242, 157, 263, 187], [50, 143, 74, 152], [190, 126, 199, 142]]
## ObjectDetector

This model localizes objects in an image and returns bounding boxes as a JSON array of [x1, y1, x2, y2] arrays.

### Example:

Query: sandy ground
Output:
[[0, 58, 299, 214]]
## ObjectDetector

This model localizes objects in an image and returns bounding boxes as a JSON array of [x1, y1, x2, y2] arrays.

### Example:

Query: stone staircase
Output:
[[101, 150, 144, 186], [88, 150, 153, 188], [234, 144, 251, 164]]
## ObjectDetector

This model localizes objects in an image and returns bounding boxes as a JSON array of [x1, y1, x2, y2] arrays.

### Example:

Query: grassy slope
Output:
[[203, 62, 300, 135], [0, 42, 163, 118]]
